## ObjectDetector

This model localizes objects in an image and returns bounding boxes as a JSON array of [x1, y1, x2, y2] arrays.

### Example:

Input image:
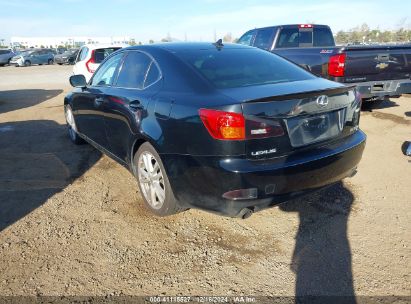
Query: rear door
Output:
[[41, 50, 50, 63], [104, 50, 162, 162], [72, 52, 124, 149], [30, 51, 40, 64]]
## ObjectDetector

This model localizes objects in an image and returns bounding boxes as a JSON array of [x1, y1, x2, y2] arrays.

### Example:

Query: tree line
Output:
[[335, 23, 411, 45]]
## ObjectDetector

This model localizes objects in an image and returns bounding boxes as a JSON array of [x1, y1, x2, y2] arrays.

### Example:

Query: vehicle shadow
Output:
[[0, 120, 101, 232], [0, 89, 63, 114], [279, 182, 356, 303], [361, 98, 398, 111], [405, 111, 411, 117]]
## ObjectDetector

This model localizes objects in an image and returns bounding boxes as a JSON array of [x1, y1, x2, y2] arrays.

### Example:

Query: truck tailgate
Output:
[[343, 45, 411, 82]]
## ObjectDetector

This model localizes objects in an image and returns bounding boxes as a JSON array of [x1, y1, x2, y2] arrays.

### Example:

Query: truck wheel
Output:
[[134, 142, 184, 217]]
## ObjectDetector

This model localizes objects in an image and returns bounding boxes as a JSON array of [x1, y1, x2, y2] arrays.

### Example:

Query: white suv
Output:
[[73, 43, 128, 82]]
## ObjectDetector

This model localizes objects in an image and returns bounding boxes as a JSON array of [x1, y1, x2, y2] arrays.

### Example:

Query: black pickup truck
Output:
[[238, 24, 411, 103]]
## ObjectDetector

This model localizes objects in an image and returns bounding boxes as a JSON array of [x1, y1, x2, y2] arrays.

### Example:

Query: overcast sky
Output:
[[1, 0, 410, 43]]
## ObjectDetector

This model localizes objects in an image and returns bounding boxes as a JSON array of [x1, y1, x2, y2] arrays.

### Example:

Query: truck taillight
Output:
[[328, 53, 346, 77], [86, 50, 96, 73], [199, 109, 284, 140]]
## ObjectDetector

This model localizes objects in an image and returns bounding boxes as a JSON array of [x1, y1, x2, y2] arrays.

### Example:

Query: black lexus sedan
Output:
[[55, 49, 79, 65], [65, 42, 366, 218]]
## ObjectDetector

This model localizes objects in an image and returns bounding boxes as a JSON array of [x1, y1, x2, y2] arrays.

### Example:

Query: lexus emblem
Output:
[[316, 95, 329, 107]]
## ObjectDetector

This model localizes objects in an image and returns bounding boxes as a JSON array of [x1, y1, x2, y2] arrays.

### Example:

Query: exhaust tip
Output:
[[238, 208, 253, 219], [347, 166, 358, 178]]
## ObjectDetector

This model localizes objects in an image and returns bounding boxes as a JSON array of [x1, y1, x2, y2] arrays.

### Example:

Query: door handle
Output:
[[129, 100, 143, 111], [94, 97, 105, 107]]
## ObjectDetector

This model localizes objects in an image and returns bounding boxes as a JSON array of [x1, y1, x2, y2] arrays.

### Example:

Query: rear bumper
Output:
[[162, 130, 366, 217], [354, 79, 411, 99]]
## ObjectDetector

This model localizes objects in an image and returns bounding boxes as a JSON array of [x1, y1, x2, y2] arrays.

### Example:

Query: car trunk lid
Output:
[[221, 79, 359, 159]]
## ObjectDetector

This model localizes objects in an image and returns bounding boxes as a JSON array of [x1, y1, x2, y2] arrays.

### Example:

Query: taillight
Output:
[[199, 109, 285, 141], [199, 109, 245, 140], [86, 50, 96, 73], [299, 24, 313, 28], [328, 53, 346, 77]]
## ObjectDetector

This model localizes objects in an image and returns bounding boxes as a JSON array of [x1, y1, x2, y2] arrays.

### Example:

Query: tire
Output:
[[57, 63, 63, 65], [64, 105, 85, 145], [24, 60, 31, 67], [134, 142, 183, 216], [48, 59, 54, 65]]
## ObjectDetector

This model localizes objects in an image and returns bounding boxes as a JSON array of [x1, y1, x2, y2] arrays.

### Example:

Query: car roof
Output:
[[250, 24, 330, 31], [82, 43, 129, 50], [125, 42, 251, 52]]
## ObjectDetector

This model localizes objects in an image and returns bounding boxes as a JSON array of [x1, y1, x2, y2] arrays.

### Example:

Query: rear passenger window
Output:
[[116, 51, 153, 89], [254, 28, 275, 50]]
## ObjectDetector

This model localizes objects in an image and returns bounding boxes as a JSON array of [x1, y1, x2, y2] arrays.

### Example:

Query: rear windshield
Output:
[[176, 48, 314, 89], [94, 48, 121, 63]]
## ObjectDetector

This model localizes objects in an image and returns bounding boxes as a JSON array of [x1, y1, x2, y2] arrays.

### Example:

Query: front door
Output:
[[71, 52, 124, 150]]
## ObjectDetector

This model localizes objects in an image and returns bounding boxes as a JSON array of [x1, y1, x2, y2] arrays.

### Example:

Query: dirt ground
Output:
[[0, 65, 410, 297]]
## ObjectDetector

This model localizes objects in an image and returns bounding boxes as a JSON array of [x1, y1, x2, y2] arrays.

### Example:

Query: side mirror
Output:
[[402, 141, 411, 156], [69, 74, 87, 88]]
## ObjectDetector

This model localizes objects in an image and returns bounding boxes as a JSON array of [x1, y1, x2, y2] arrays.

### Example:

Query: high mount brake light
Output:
[[199, 109, 285, 141], [328, 53, 346, 77], [299, 24, 313, 28]]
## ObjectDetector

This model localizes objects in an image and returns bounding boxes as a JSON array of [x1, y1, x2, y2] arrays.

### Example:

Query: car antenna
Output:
[[213, 39, 224, 50]]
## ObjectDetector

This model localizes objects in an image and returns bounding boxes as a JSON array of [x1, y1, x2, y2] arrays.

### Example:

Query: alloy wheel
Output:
[[65, 106, 77, 140], [138, 151, 166, 209]]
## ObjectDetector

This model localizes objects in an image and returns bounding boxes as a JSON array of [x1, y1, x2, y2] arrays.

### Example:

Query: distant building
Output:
[[10, 36, 130, 48]]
